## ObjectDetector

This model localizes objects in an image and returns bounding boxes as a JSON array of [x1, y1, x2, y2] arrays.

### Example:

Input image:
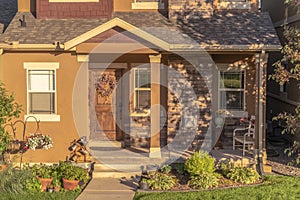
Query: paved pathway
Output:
[[77, 177, 138, 200]]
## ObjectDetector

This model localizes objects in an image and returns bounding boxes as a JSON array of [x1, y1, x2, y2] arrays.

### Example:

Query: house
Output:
[[262, 0, 300, 135], [0, 0, 280, 163]]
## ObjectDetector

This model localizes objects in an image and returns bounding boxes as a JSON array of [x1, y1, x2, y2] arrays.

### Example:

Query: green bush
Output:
[[226, 167, 260, 184], [185, 151, 216, 176], [145, 172, 178, 190], [188, 172, 219, 189], [160, 164, 172, 174], [0, 167, 37, 194], [172, 163, 185, 174]]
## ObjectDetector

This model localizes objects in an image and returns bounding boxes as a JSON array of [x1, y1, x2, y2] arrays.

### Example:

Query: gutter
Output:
[[0, 42, 66, 51]]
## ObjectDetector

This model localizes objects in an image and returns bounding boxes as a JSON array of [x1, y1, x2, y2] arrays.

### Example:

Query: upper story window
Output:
[[24, 62, 60, 122], [132, 0, 165, 10]]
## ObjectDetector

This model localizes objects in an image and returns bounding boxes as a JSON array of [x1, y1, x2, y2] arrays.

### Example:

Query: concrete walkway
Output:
[[76, 177, 139, 200]]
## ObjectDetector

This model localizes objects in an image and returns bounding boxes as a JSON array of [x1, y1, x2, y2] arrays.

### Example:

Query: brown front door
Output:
[[91, 70, 118, 140]]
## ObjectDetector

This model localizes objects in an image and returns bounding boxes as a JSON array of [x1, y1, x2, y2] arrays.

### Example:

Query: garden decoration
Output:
[[68, 136, 91, 163]]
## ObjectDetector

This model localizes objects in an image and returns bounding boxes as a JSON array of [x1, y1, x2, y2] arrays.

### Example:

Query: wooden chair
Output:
[[232, 116, 255, 156]]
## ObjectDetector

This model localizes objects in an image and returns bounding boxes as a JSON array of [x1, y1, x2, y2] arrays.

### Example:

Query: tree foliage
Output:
[[270, 0, 300, 165], [0, 82, 22, 155]]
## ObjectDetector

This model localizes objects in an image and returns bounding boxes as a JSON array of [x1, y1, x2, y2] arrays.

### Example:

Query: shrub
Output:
[[172, 163, 185, 174], [160, 164, 172, 174], [226, 167, 260, 184], [0, 167, 37, 194], [185, 151, 216, 176], [188, 172, 219, 189], [145, 172, 178, 190]]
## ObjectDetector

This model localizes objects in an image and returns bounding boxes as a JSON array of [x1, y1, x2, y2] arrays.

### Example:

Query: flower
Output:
[[215, 109, 232, 116], [24, 133, 53, 150]]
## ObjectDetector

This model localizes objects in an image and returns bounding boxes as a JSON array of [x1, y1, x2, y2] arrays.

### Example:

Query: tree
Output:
[[0, 82, 22, 158], [270, 0, 300, 165]]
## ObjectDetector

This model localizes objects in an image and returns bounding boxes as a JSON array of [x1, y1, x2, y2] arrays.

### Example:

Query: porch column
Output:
[[255, 51, 268, 163], [149, 54, 162, 158], [0, 49, 3, 80]]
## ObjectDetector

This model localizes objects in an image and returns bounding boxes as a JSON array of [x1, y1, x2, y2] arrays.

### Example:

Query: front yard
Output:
[[134, 175, 300, 200]]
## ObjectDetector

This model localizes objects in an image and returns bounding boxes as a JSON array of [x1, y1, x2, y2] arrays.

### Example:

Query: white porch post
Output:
[[255, 51, 268, 163], [149, 54, 162, 158]]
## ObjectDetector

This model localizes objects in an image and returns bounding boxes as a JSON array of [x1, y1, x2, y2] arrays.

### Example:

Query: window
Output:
[[133, 67, 151, 113], [219, 70, 245, 110], [24, 62, 60, 122], [132, 0, 164, 9]]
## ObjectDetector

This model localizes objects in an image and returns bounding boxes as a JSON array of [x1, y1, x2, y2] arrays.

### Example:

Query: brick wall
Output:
[[36, 0, 113, 19]]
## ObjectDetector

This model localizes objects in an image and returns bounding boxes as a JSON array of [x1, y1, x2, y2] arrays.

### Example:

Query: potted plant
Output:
[[0, 82, 22, 169], [24, 133, 53, 150], [30, 164, 54, 191], [58, 161, 88, 191]]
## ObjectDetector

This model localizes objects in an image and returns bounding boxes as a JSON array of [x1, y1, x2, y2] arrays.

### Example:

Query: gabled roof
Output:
[[0, 5, 281, 51]]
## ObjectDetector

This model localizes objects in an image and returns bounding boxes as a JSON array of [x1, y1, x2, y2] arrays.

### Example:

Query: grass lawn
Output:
[[0, 190, 81, 200], [134, 175, 300, 200]]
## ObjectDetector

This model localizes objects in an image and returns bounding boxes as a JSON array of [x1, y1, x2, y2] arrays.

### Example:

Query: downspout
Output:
[[258, 0, 262, 12], [0, 48, 3, 81]]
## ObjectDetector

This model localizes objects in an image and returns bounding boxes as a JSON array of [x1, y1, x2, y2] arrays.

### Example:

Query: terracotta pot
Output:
[[38, 177, 53, 192], [62, 178, 79, 191], [54, 185, 61, 192], [0, 164, 7, 172]]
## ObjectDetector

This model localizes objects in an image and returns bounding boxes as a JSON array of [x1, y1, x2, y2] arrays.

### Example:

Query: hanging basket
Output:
[[62, 178, 80, 191]]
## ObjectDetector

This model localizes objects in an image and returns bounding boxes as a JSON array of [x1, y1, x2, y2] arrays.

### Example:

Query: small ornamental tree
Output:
[[270, 0, 300, 165], [0, 82, 22, 157]]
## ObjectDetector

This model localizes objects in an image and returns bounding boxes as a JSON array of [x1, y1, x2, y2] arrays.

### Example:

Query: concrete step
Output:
[[92, 171, 141, 179], [88, 140, 124, 148]]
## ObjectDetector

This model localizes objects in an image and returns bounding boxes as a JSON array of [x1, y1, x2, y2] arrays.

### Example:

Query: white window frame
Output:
[[218, 68, 246, 117], [132, 0, 165, 10], [24, 62, 60, 122], [133, 67, 151, 111], [218, 0, 250, 9]]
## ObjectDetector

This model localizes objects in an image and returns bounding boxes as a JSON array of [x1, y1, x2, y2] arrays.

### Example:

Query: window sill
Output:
[[25, 114, 61, 122], [131, 2, 165, 10], [130, 112, 150, 117], [217, 2, 250, 9]]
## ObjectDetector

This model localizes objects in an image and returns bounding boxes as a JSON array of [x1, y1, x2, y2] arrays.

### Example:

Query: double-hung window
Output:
[[133, 67, 151, 113], [24, 62, 60, 121], [219, 70, 245, 111]]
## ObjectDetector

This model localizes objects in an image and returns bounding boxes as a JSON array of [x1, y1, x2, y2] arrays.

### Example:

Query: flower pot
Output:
[[54, 185, 61, 192], [38, 177, 53, 192], [0, 164, 7, 172], [62, 178, 79, 191]]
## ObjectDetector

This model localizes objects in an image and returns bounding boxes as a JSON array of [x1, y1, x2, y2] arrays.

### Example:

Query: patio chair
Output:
[[232, 116, 255, 156]]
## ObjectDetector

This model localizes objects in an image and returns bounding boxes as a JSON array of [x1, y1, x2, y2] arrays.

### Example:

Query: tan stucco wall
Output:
[[1, 51, 82, 162]]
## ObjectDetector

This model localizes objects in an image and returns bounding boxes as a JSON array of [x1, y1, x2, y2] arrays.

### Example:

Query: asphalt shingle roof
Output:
[[0, 0, 280, 50], [0, 0, 17, 33]]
